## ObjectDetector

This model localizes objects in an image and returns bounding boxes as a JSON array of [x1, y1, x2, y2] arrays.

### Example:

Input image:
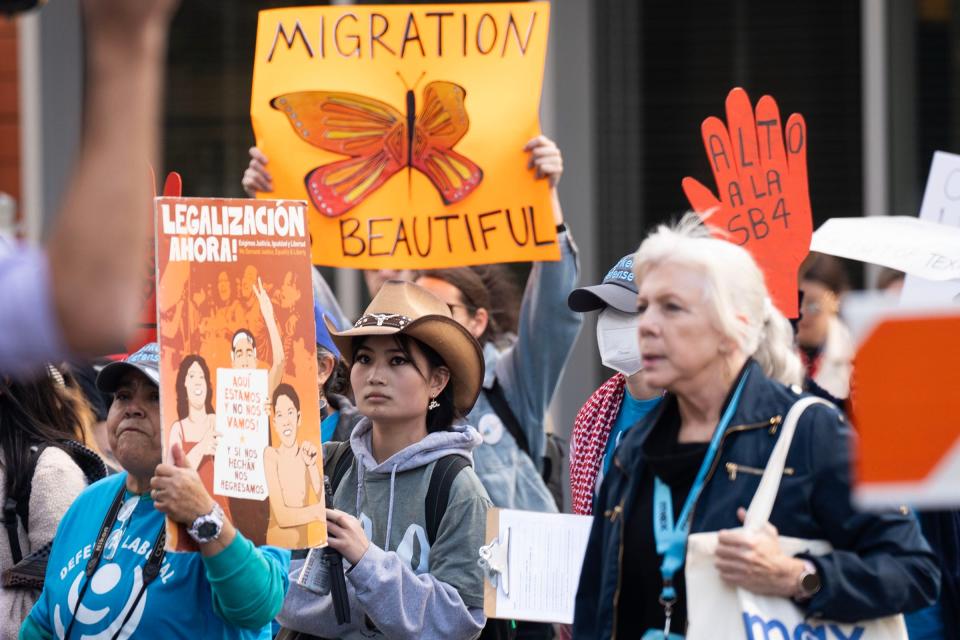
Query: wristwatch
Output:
[[795, 560, 821, 601], [187, 502, 225, 544]]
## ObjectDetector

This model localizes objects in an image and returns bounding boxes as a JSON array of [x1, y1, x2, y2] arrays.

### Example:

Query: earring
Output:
[[428, 398, 440, 410]]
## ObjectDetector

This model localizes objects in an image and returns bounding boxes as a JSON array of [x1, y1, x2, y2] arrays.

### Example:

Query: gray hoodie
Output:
[[278, 418, 492, 640]]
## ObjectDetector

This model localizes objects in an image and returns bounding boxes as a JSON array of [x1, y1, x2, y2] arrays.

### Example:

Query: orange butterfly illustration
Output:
[[271, 79, 484, 218]]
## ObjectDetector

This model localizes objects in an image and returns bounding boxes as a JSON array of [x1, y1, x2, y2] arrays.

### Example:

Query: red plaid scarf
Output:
[[570, 373, 627, 515]]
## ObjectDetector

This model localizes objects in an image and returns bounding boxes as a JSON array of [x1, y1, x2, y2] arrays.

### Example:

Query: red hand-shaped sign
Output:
[[682, 88, 811, 318]]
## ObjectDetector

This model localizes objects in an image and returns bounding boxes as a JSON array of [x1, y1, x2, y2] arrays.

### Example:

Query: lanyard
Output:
[[651, 370, 749, 633], [63, 483, 166, 640]]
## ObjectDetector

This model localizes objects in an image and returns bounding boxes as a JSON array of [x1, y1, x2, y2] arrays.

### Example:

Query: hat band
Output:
[[353, 313, 413, 330]]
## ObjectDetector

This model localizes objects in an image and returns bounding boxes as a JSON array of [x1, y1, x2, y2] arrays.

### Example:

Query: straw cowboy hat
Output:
[[325, 280, 484, 414]]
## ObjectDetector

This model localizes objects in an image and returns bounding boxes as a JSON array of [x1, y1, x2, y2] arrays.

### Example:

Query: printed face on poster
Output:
[[250, 2, 559, 269], [155, 196, 325, 551]]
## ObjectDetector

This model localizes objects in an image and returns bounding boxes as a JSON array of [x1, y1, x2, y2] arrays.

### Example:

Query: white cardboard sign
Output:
[[900, 151, 960, 306], [213, 367, 270, 500], [809, 215, 960, 281]]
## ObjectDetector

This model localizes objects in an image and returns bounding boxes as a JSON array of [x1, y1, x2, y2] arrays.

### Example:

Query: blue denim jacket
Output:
[[311, 232, 582, 513]]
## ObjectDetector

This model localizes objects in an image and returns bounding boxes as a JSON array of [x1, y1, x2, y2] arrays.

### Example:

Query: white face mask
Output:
[[596, 308, 643, 376]]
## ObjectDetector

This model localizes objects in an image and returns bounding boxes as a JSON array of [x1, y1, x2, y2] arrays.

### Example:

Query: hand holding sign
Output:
[[682, 88, 810, 317], [152, 442, 215, 526]]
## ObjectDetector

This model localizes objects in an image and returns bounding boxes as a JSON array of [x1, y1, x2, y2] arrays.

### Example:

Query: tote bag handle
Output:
[[743, 397, 833, 531]]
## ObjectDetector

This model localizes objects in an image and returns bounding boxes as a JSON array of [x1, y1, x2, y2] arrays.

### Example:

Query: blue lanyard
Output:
[[652, 370, 749, 607]]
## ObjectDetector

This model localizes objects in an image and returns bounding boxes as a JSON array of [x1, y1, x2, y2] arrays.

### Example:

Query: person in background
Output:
[[0, 368, 106, 638], [60, 360, 119, 471], [796, 252, 854, 400], [575, 216, 939, 638], [414, 137, 580, 521], [0, 0, 179, 375], [314, 302, 361, 443], [878, 267, 906, 296], [20, 343, 290, 639], [567, 254, 662, 516]]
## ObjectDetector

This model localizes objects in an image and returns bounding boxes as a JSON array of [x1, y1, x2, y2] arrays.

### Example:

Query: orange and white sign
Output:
[[250, 2, 558, 269], [155, 196, 325, 550], [852, 313, 960, 508]]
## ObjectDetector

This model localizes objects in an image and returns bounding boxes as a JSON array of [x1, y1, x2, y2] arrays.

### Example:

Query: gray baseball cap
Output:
[[567, 254, 638, 313], [96, 342, 161, 392]]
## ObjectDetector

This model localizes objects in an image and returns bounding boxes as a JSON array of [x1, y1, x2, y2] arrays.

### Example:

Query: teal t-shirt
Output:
[[21, 472, 289, 639], [321, 410, 340, 443], [601, 391, 661, 476]]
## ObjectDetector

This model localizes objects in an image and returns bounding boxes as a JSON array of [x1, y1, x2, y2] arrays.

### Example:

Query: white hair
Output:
[[632, 213, 803, 386]]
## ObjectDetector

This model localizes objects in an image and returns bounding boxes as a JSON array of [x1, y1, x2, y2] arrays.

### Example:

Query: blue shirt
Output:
[[904, 595, 945, 638], [600, 391, 660, 480], [321, 410, 340, 443], [593, 389, 661, 495], [22, 473, 289, 639]]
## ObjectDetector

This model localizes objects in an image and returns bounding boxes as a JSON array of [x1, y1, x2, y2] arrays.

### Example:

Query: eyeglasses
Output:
[[799, 302, 824, 316]]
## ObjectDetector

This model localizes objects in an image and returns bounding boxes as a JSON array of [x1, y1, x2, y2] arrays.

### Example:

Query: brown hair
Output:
[[800, 252, 850, 294], [418, 265, 520, 346]]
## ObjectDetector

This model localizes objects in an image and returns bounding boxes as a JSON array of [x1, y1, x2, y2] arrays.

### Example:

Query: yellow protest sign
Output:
[[250, 2, 558, 269]]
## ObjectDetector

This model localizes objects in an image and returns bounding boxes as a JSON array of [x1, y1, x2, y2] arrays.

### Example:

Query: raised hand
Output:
[[253, 276, 276, 323], [152, 442, 215, 526], [524, 135, 563, 188], [242, 147, 273, 197], [682, 88, 810, 318]]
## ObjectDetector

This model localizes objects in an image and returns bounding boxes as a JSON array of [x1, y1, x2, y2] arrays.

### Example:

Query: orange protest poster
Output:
[[250, 2, 558, 269], [154, 196, 325, 550], [851, 313, 960, 508], [682, 88, 811, 318]]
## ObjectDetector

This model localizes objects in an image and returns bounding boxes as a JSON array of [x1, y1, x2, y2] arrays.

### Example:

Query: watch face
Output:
[[197, 522, 219, 539], [800, 572, 821, 594]]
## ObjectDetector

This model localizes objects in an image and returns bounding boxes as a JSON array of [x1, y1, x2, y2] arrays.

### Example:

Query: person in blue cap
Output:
[[314, 302, 363, 443], [567, 253, 663, 515]]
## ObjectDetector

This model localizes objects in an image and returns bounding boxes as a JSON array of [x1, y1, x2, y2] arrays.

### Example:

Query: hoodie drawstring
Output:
[[384, 463, 399, 552], [355, 456, 366, 520]]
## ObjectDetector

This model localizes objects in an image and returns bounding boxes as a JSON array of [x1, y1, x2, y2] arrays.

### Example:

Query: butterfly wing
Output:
[[411, 82, 483, 205], [271, 92, 407, 216]]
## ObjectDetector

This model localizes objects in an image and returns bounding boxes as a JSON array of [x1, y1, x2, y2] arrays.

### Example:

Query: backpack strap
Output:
[[424, 455, 470, 545], [4, 443, 49, 564], [325, 441, 355, 496], [485, 379, 531, 457]]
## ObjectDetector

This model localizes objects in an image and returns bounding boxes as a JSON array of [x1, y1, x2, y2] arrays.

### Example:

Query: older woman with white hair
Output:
[[573, 216, 939, 639]]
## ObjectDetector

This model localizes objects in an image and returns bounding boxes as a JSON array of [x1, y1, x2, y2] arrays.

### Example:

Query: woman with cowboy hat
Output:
[[278, 281, 492, 640]]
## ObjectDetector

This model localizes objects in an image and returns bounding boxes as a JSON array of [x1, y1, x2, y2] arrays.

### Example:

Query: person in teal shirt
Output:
[[569, 254, 663, 515], [20, 344, 289, 640]]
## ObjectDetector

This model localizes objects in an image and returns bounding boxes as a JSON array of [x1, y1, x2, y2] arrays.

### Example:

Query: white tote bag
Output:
[[684, 397, 908, 640]]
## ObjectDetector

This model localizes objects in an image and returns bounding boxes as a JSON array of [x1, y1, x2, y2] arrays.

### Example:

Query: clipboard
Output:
[[478, 508, 593, 624]]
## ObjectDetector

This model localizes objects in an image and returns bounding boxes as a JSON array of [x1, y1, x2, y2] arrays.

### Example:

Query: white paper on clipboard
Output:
[[479, 508, 593, 625]]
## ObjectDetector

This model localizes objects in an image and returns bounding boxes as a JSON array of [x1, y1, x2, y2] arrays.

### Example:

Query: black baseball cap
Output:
[[568, 254, 639, 313]]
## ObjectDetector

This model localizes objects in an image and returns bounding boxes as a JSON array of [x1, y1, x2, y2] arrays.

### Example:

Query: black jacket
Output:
[[574, 360, 940, 639]]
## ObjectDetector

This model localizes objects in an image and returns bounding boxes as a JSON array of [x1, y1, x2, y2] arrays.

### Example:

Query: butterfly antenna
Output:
[[396, 71, 427, 91]]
